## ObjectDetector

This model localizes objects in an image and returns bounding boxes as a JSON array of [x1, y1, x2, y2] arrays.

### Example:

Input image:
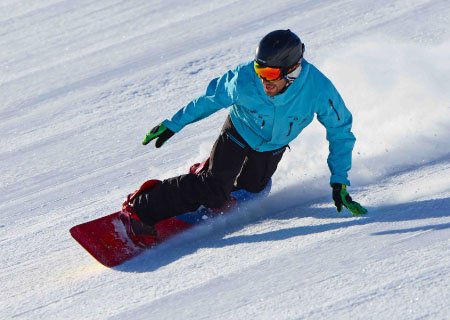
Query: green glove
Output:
[[142, 123, 175, 147], [332, 183, 368, 215]]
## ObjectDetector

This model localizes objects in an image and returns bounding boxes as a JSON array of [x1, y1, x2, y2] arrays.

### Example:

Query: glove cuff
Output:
[[331, 183, 346, 190]]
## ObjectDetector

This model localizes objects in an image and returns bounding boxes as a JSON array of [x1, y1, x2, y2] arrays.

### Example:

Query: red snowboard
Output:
[[70, 159, 271, 267]]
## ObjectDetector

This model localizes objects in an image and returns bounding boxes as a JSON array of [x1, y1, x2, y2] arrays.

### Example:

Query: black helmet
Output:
[[255, 29, 304, 68]]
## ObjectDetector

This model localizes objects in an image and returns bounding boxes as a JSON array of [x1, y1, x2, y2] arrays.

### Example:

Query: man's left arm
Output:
[[316, 86, 355, 186], [316, 83, 367, 215]]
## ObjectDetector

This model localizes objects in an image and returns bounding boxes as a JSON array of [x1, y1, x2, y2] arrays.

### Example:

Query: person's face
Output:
[[260, 77, 288, 96]]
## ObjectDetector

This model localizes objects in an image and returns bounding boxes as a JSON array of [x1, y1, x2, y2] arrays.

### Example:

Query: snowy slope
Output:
[[1, 0, 450, 319]]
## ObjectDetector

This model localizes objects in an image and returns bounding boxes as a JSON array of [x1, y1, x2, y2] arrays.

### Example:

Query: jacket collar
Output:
[[269, 59, 310, 105]]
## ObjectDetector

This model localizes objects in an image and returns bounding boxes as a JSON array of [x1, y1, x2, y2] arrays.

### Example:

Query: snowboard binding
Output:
[[120, 179, 162, 248]]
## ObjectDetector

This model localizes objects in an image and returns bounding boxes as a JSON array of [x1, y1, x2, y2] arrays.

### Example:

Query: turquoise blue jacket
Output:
[[163, 59, 356, 185]]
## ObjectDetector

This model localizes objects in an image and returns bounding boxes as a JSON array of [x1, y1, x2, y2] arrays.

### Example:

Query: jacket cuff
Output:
[[330, 175, 350, 187], [162, 119, 183, 133]]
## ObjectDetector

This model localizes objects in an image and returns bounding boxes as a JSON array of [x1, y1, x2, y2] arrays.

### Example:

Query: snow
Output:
[[1, 0, 449, 319]]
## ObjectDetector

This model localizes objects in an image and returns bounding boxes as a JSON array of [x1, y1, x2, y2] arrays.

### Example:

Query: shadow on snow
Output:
[[114, 196, 450, 273]]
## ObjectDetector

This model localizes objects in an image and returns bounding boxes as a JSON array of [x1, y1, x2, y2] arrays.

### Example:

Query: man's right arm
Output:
[[162, 68, 237, 133]]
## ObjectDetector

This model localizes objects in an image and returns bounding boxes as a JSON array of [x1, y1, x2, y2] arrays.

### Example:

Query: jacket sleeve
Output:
[[316, 81, 356, 186], [162, 69, 237, 132]]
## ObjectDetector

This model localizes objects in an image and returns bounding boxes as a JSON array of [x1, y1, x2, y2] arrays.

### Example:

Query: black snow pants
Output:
[[133, 116, 286, 225]]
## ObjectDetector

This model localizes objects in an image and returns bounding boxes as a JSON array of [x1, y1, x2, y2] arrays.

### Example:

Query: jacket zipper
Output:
[[328, 99, 341, 121], [287, 122, 293, 136], [225, 131, 246, 149]]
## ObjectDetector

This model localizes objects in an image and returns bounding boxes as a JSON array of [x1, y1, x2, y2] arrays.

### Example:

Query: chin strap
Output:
[[284, 61, 302, 87]]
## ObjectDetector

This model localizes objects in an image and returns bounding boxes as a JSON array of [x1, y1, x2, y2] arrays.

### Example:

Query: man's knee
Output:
[[198, 172, 233, 208]]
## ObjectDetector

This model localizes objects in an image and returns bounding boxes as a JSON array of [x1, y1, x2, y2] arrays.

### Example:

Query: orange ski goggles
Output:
[[253, 61, 284, 81], [254, 61, 299, 81]]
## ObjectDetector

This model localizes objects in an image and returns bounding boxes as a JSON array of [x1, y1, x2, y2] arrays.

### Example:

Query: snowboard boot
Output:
[[119, 210, 158, 248], [189, 158, 210, 175], [120, 179, 162, 248]]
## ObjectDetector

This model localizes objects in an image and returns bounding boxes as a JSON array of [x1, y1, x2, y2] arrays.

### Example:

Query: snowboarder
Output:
[[122, 29, 367, 244]]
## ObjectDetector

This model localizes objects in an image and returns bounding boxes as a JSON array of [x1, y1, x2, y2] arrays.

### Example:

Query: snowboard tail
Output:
[[70, 213, 192, 267]]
